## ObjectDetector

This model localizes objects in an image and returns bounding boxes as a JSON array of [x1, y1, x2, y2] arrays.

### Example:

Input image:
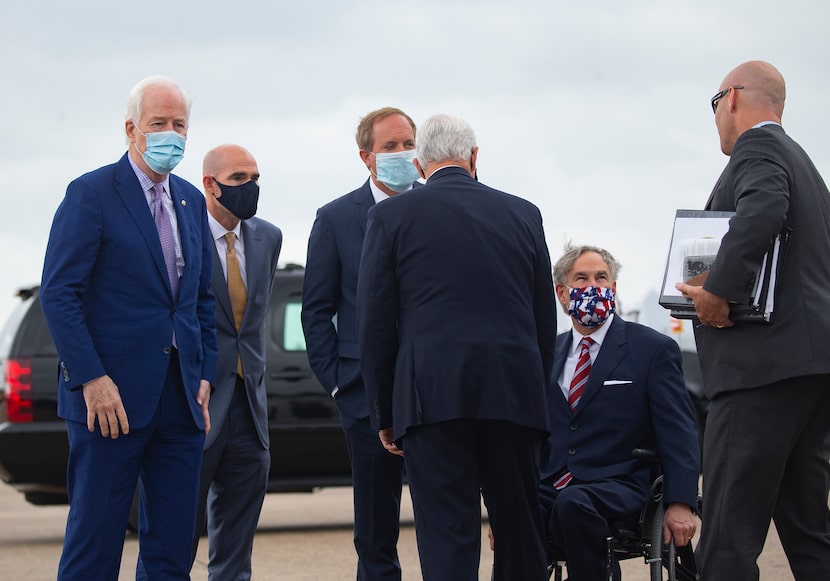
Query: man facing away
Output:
[[357, 114, 557, 581], [40, 75, 217, 580], [538, 244, 699, 581], [301, 107, 421, 580], [191, 144, 282, 580], [677, 60, 830, 581]]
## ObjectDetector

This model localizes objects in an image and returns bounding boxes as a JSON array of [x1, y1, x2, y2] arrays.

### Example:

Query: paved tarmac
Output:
[[0, 479, 794, 580]]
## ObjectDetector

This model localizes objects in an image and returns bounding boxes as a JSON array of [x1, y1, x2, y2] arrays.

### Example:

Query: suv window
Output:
[[0, 293, 33, 360], [283, 301, 306, 352], [13, 299, 58, 358]]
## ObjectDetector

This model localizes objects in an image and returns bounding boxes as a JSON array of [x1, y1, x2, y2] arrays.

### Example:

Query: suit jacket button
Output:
[[570, 423, 577, 431], [163, 346, 172, 354], [568, 448, 576, 455]]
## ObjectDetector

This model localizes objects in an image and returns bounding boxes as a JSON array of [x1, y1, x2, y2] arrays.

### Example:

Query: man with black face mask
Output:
[[522, 243, 700, 581], [190, 144, 282, 580]]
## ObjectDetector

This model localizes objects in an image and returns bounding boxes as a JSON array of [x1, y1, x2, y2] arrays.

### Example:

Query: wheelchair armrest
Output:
[[631, 448, 660, 464]]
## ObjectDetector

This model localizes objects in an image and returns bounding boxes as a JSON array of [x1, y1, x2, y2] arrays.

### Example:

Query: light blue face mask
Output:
[[374, 150, 420, 192], [135, 127, 186, 174]]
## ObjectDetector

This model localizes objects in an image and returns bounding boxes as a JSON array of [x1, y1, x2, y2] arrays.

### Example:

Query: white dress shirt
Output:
[[207, 214, 247, 288], [369, 177, 413, 204], [558, 314, 615, 400]]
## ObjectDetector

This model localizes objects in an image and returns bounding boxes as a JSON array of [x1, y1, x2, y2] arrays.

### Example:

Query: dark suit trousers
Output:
[[58, 351, 205, 581], [193, 376, 269, 580], [403, 419, 547, 581], [699, 375, 830, 581], [340, 411, 405, 581], [539, 476, 648, 581]]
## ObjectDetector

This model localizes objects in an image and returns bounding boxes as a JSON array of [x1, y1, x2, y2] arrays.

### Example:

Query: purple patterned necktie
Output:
[[151, 183, 179, 299]]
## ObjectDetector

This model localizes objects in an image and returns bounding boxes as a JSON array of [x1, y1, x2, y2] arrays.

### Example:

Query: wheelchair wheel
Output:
[[648, 498, 665, 581], [647, 514, 700, 580], [663, 541, 699, 581], [660, 491, 702, 580]]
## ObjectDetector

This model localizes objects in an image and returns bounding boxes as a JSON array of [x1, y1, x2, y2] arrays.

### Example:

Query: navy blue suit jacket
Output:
[[302, 180, 421, 419], [356, 167, 558, 440], [542, 316, 699, 507], [40, 153, 218, 431]]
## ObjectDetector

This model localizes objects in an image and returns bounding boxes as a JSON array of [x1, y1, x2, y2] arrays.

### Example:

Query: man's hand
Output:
[[197, 379, 211, 435], [82, 375, 129, 438], [379, 427, 404, 457], [674, 282, 733, 328], [663, 502, 697, 546]]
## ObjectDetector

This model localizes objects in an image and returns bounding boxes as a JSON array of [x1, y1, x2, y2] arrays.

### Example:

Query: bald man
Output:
[[677, 61, 830, 580], [191, 145, 282, 580]]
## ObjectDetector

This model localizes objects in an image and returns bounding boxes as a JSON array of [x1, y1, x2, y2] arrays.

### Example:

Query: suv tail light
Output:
[[5, 358, 33, 422]]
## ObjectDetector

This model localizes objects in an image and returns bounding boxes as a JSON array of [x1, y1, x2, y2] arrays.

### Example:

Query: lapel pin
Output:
[[181, 200, 187, 207]]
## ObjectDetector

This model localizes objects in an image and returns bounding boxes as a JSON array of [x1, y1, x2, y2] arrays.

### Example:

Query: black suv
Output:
[[0, 264, 352, 511]]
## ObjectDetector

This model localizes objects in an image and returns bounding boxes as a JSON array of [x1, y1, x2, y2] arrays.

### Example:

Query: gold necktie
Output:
[[225, 232, 247, 376]]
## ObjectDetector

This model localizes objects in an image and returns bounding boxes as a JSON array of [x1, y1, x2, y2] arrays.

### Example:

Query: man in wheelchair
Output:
[[492, 244, 700, 580]]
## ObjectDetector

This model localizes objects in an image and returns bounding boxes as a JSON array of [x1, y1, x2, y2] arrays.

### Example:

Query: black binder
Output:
[[658, 209, 788, 323]]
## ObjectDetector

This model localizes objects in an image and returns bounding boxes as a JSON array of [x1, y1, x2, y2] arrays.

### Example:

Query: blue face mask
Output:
[[374, 150, 420, 192], [135, 128, 186, 174]]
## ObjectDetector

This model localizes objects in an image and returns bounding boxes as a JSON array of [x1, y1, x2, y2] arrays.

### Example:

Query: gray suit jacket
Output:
[[696, 124, 830, 397], [206, 216, 282, 449]]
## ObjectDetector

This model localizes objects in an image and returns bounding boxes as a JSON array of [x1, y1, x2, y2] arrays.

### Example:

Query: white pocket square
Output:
[[603, 380, 633, 386]]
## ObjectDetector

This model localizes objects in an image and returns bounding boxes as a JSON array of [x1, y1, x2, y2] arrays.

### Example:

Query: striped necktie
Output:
[[568, 336, 594, 410]]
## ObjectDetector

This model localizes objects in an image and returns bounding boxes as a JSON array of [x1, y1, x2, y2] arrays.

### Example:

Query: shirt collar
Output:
[[568, 313, 615, 354], [128, 153, 171, 194], [207, 212, 242, 242], [369, 177, 412, 204], [425, 165, 466, 182]]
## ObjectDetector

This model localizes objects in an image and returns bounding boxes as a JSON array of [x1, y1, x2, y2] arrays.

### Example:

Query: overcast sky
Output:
[[1, 0, 828, 332]]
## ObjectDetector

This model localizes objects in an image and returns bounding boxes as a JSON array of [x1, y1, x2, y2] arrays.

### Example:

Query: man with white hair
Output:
[[41, 76, 217, 580], [357, 114, 557, 580]]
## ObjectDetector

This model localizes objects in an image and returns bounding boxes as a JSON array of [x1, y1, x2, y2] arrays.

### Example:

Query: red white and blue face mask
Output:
[[568, 286, 616, 328]]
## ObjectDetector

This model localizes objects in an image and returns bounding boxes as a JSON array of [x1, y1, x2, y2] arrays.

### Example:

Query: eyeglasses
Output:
[[710, 85, 744, 114]]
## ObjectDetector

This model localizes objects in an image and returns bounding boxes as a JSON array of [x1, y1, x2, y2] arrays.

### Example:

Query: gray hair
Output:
[[415, 114, 477, 166], [125, 75, 192, 126], [553, 243, 621, 285]]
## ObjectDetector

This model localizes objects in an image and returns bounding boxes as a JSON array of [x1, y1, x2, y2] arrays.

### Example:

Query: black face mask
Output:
[[213, 178, 259, 220]]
